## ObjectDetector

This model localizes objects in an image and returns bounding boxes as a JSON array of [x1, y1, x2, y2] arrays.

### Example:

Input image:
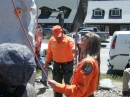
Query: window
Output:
[[94, 10, 102, 16], [111, 9, 120, 16], [43, 9, 49, 15], [63, 9, 68, 15], [86, 25, 100, 31], [58, 6, 71, 19], [39, 7, 52, 19], [120, 25, 130, 31]]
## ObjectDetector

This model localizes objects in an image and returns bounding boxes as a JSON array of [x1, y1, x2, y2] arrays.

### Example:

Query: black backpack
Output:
[[0, 83, 26, 97]]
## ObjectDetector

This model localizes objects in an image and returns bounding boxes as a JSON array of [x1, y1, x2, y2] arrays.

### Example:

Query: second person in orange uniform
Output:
[[48, 32, 101, 97], [44, 25, 75, 97]]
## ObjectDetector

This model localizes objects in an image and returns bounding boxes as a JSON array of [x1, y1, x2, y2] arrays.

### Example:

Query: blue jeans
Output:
[[36, 56, 48, 81]]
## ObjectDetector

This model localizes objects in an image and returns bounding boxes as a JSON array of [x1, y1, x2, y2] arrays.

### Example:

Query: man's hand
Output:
[[72, 48, 78, 55]]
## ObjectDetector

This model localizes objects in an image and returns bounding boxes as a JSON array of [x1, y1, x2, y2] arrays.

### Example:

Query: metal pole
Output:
[[74, 0, 79, 67], [75, 27, 78, 67], [36, 0, 38, 26]]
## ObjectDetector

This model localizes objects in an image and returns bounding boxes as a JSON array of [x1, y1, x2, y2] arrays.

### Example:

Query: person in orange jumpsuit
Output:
[[44, 25, 75, 97], [48, 32, 101, 97]]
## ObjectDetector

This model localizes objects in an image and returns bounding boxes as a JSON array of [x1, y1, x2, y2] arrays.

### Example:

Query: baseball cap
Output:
[[0, 43, 36, 87], [52, 25, 63, 37]]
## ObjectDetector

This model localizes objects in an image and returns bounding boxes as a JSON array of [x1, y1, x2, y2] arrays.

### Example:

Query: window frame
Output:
[[111, 9, 120, 16], [43, 9, 49, 15], [86, 25, 100, 31], [94, 9, 102, 16], [120, 25, 130, 31]]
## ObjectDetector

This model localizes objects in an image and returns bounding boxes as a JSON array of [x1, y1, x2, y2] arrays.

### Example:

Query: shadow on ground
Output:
[[106, 69, 123, 76], [101, 40, 109, 48], [102, 40, 109, 43], [128, 89, 130, 96], [121, 89, 130, 96], [37, 87, 46, 95], [101, 44, 106, 48]]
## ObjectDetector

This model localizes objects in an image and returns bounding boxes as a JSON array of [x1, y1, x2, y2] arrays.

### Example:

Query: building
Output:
[[84, 0, 130, 35], [35, 0, 85, 32]]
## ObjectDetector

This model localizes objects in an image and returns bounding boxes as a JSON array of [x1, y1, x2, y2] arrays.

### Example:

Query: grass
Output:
[[36, 69, 42, 78], [36, 69, 52, 79], [36, 69, 123, 82], [100, 73, 123, 82]]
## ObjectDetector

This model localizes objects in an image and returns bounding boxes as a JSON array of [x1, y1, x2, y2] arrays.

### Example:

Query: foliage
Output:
[[36, 70, 123, 82], [36, 69, 52, 78]]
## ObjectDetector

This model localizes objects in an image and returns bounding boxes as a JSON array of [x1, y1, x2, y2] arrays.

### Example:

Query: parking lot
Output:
[[100, 36, 112, 73]]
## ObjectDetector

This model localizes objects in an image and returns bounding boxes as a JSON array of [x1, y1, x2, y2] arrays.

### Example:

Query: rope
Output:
[[11, 0, 49, 80]]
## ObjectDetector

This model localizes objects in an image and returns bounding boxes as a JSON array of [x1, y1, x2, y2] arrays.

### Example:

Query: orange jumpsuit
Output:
[[54, 57, 99, 97], [45, 35, 74, 63]]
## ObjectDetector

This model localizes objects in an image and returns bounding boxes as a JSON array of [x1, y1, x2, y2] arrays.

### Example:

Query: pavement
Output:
[[35, 77, 66, 97], [35, 82, 55, 97]]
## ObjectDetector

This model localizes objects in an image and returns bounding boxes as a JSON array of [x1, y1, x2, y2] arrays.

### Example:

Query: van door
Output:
[[113, 34, 130, 70]]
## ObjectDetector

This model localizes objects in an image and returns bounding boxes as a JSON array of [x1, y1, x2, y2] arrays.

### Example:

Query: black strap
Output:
[[53, 69, 73, 74], [54, 60, 73, 65]]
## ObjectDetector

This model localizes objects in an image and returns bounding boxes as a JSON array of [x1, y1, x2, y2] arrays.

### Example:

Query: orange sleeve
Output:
[[45, 38, 52, 62], [55, 60, 99, 97]]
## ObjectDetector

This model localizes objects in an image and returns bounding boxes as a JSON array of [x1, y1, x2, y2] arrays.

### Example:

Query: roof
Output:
[[36, 0, 79, 23], [84, 0, 130, 24]]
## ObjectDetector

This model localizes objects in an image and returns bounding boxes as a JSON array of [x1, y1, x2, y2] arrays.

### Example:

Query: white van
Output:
[[108, 31, 130, 70]]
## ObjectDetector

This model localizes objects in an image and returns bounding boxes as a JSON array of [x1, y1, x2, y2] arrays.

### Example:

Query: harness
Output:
[[53, 61, 73, 74], [54, 69, 73, 74]]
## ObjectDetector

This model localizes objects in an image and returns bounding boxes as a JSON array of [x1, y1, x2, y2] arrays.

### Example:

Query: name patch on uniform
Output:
[[82, 62, 93, 75]]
